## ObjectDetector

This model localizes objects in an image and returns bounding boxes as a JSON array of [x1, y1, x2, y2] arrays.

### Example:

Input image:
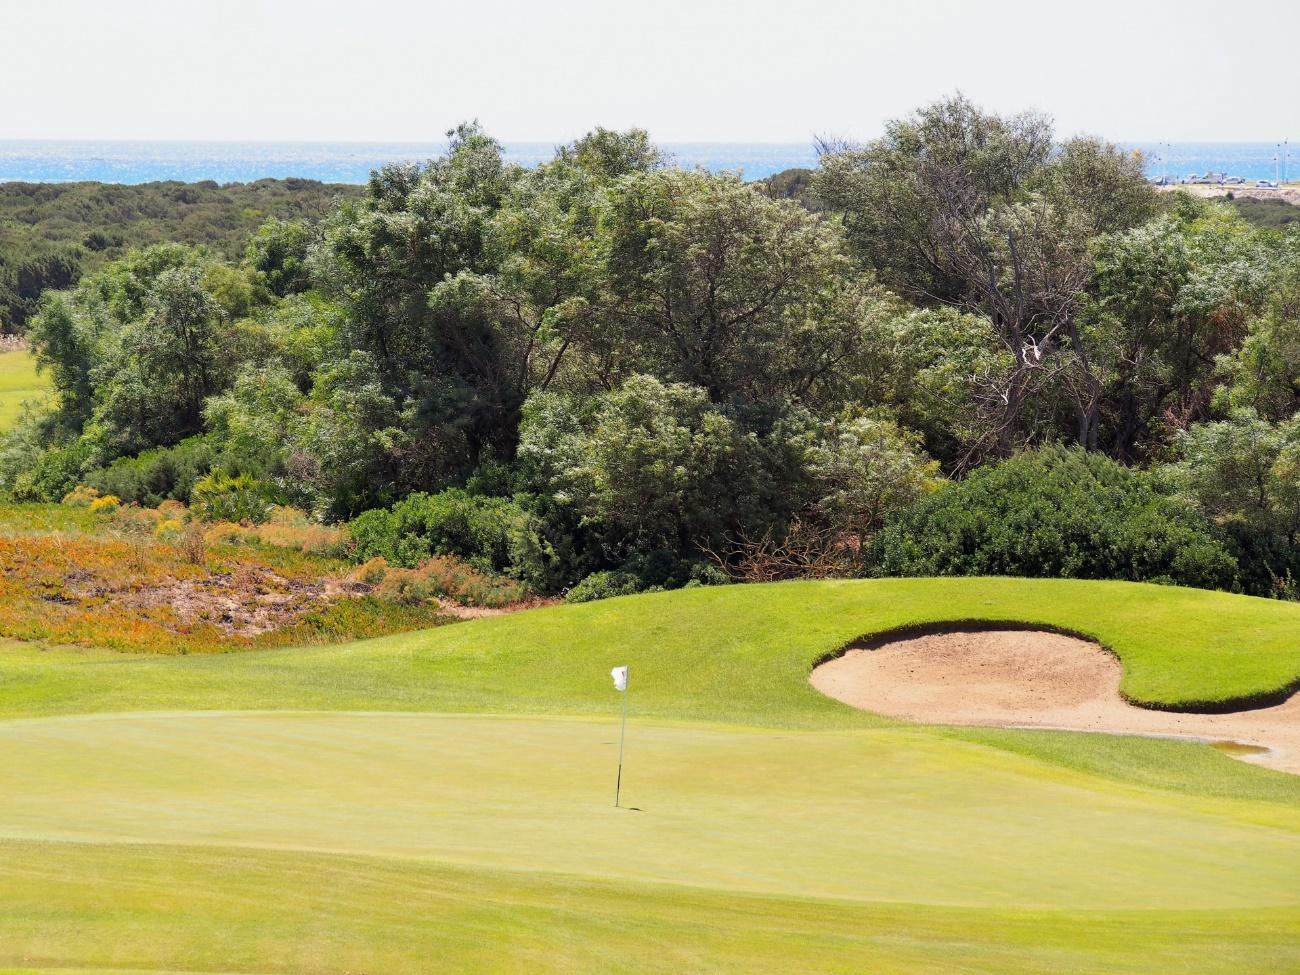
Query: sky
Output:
[[4, 0, 1298, 144]]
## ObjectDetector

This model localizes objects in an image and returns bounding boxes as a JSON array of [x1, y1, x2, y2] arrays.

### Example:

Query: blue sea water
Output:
[[0, 139, 1292, 185], [0, 140, 820, 185]]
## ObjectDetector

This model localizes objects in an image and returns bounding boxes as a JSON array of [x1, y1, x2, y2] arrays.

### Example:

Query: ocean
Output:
[[0, 140, 1293, 185], [0, 141, 820, 185]]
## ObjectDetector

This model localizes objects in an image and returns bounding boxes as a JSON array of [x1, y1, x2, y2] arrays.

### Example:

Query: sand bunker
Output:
[[811, 629, 1300, 775]]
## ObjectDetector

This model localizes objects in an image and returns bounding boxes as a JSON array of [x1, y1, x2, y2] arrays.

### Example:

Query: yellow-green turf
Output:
[[0, 578, 1298, 972], [0, 350, 49, 431]]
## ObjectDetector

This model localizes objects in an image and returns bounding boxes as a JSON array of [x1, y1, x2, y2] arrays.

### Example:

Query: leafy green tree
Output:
[[313, 124, 520, 466], [556, 127, 664, 179], [26, 245, 256, 458], [203, 364, 308, 490], [816, 95, 1159, 453], [520, 376, 791, 556], [91, 263, 233, 454], [1171, 410, 1300, 595], [26, 290, 98, 429], [600, 168, 887, 408], [1085, 203, 1281, 459], [1214, 254, 1300, 421], [245, 218, 316, 297], [806, 416, 940, 547], [1175, 410, 1299, 529]]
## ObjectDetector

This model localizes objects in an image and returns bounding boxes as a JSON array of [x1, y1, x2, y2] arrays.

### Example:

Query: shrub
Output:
[[351, 555, 528, 609], [565, 551, 729, 603], [62, 484, 101, 507], [11, 440, 96, 502], [206, 506, 351, 558], [191, 472, 275, 524], [84, 435, 222, 506], [348, 488, 557, 586], [875, 446, 1240, 591], [87, 494, 121, 513]]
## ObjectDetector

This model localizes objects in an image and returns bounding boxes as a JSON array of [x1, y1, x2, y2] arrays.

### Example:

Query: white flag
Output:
[[611, 665, 628, 691]]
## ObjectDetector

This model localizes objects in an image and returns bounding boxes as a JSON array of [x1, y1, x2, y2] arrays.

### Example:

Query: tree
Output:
[[91, 264, 232, 454], [806, 416, 939, 547], [1214, 248, 1300, 422], [600, 168, 887, 409], [1085, 203, 1281, 460], [245, 218, 315, 297], [313, 123, 521, 471], [556, 127, 664, 179], [26, 245, 252, 458], [1173, 409, 1300, 596], [519, 376, 789, 556], [814, 93, 1054, 305], [815, 95, 1159, 453]]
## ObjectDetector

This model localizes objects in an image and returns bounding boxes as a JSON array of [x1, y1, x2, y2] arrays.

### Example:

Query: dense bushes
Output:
[[349, 488, 559, 588], [6, 113, 1300, 603], [83, 435, 221, 505], [876, 447, 1240, 591], [564, 552, 728, 603], [0, 179, 358, 332]]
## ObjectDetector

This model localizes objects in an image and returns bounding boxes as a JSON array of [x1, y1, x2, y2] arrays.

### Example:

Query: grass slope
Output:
[[4, 578, 1298, 720], [2, 578, 1299, 972], [0, 350, 49, 430]]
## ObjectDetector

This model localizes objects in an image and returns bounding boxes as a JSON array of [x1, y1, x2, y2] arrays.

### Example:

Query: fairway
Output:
[[0, 350, 49, 430], [1, 579, 1298, 972]]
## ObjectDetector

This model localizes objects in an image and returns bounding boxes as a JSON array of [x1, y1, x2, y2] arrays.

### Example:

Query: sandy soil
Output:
[[810, 629, 1300, 775]]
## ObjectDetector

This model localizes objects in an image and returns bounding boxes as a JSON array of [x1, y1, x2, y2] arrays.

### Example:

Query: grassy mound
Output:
[[5, 577, 1297, 715]]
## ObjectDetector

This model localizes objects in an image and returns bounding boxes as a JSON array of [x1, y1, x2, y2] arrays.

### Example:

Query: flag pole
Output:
[[614, 668, 628, 808]]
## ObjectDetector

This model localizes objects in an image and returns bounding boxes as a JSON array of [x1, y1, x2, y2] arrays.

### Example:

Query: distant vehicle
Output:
[[1149, 176, 1172, 186], [1222, 176, 1246, 185], [1256, 179, 1279, 188]]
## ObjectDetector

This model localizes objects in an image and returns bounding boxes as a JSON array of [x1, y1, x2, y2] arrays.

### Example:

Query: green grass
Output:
[[1, 578, 1299, 971], [4, 578, 1297, 720], [1, 712, 1298, 973], [0, 350, 50, 430], [4, 843, 1296, 975]]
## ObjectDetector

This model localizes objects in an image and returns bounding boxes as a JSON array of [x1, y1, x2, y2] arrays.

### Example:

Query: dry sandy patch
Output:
[[811, 628, 1300, 775]]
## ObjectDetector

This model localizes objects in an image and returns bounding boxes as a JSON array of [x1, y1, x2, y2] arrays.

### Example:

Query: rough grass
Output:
[[0, 503, 540, 652], [0, 520, 448, 653], [0, 350, 49, 430]]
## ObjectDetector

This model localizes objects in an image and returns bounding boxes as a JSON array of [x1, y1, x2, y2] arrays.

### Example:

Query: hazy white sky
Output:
[[4, 0, 1298, 143]]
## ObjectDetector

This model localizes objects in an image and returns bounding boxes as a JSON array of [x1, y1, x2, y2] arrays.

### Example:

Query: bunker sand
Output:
[[811, 629, 1300, 775]]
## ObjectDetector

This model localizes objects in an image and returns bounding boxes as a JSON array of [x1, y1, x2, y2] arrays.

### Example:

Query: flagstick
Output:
[[614, 669, 628, 808]]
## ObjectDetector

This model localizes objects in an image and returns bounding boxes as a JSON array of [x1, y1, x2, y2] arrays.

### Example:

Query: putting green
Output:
[[0, 712, 1297, 912]]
